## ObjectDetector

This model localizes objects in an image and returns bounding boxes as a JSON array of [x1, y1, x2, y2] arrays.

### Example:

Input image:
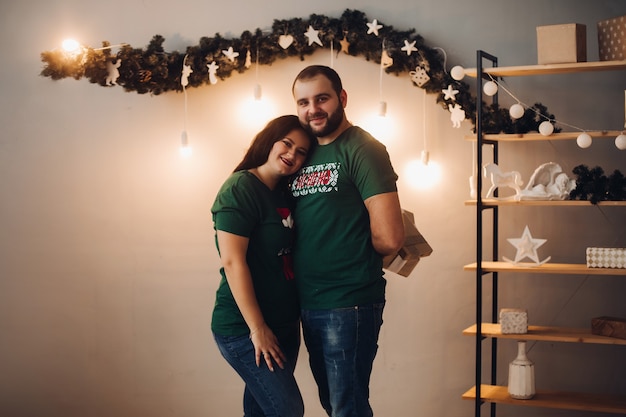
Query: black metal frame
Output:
[[475, 50, 500, 417]]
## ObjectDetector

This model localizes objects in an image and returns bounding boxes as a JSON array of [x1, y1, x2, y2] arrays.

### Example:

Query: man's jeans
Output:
[[301, 302, 385, 417], [213, 322, 303, 417]]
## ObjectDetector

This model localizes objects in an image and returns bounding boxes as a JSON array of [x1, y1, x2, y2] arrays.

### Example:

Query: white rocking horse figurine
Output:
[[483, 162, 523, 201]]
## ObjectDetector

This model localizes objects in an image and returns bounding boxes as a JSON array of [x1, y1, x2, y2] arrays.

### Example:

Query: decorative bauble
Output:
[[577, 132, 592, 149], [615, 134, 626, 150], [483, 81, 498, 96], [509, 103, 525, 119], [538, 121, 554, 136], [450, 65, 465, 81]]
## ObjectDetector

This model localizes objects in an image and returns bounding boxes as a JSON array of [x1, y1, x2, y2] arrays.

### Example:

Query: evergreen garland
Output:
[[40, 9, 556, 134]]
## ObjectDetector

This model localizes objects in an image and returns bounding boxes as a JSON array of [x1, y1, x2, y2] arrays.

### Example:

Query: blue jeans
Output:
[[213, 322, 303, 417], [301, 302, 385, 417]]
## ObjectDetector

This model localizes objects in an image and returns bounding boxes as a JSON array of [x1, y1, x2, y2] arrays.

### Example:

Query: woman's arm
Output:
[[216, 230, 286, 371]]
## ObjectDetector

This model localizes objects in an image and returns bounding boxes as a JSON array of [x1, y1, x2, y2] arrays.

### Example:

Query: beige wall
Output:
[[1, 1, 625, 416]]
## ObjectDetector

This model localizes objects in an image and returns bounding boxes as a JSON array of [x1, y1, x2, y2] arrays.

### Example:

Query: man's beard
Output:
[[305, 105, 344, 138]]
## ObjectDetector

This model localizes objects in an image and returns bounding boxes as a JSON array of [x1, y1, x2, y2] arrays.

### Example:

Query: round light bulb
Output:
[[450, 65, 465, 81], [576, 132, 592, 148], [615, 133, 626, 150], [509, 103, 525, 119], [62, 39, 81, 53], [538, 121, 554, 136], [483, 81, 498, 97]]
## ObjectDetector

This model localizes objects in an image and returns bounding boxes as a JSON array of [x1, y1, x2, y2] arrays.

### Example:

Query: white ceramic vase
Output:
[[508, 340, 536, 400]]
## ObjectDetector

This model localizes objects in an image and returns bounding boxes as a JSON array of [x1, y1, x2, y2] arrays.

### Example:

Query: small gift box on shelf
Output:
[[591, 316, 626, 340], [536, 23, 587, 64], [500, 308, 528, 334], [383, 209, 432, 277], [586, 247, 626, 269], [597, 15, 626, 61]]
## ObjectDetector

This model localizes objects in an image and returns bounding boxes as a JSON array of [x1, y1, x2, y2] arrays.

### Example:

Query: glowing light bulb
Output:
[[378, 101, 387, 117], [180, 131, 192, 157], [62, 39, 81, 53], [405, 158, 442, 190], [254, 84, 262, 101]]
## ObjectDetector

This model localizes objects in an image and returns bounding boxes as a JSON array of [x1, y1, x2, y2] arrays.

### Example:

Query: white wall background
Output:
[[1, 1, 625, 416]]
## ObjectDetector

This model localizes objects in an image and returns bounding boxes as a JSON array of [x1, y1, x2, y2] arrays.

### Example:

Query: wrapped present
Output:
[[586, 247, 626, 269], [383, 209, 432, 277], [597, 15, 626, 61], [592, 316, 626, 340], [536, 23, 586, 64], [500, 308, 528, 334]]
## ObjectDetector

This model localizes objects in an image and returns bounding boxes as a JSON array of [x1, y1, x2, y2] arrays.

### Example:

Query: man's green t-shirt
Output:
[[211, 171, 299, 336], [290, 126, 398, 309]]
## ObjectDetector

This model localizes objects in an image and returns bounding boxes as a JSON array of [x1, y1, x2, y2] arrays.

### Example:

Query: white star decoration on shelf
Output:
[[366, 19, 383, 36], [442, 84, 459, 101], [304, 25, 323, 46], [222, 46, 239, 62], [503, 225, 551, 266], [401, 40, 417, 56]]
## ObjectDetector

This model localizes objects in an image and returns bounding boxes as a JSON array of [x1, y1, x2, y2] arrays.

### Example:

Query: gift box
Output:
[[586, 247, 626, 269], [536, 23, 587, 64], [597, 15, 626, 61], [591, 316, 626, 340], [499, 308, 528, 334], [383, 209, 433, 277]]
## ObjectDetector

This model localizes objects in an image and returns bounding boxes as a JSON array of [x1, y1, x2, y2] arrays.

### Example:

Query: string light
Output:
[[486, 74, 625, 149]]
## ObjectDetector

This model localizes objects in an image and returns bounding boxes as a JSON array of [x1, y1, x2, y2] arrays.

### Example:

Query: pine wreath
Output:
[[40, 9, 556, 134]]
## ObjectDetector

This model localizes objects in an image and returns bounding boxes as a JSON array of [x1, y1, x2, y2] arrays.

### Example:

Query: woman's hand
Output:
[[250, 324, 286, 371]]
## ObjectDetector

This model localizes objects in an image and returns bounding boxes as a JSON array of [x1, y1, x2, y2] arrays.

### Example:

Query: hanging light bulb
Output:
[[180, 131, 192, 157], [62, 39, 81, 53], [450, 65, 465, 81], [614, 133, 626, 150], [421, 150, 430, 165], [483, 80, 498, 96], [254, 83, 262, 101], [378, 101, 387, 117], [509, 103, 525, 119]]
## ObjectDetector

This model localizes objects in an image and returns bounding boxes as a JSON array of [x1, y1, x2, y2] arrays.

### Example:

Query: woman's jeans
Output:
[[301, 302, 385, 417], [213, 322, 303, 417]]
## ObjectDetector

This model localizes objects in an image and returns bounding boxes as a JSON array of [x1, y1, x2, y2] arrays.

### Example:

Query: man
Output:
[[290, 65, 405, 417]]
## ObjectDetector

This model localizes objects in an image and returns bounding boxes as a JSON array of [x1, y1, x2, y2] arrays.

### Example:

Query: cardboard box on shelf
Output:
[[382, 209, 433, 277], [536, 23, 587, 64], [597, 15, 626, 61], [592, 316, 626, 340]]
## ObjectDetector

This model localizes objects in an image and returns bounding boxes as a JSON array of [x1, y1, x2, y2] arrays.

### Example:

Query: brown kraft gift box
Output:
[[382, 209, 433, 277], [536, 23, 587, 64]]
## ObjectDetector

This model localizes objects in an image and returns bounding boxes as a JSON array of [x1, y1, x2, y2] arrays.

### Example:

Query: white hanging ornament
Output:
[[483, 80, 498, 96], [401, 39, 418, 56], [278, 34, 294, 49], [538, 121, 554, 136], [304, 25, 323, 47], [442, 85, 459, 101], [105, 59, 121, 86], [366, 19, 383, 36], [448, 103, 466, 128], [509, 103, 525, 119], [222, 46, 239, 62], [244, 50, 252, 68], [181, 61, 193, 87], [207, 61, 218, 85], [381, 50, 393, 68], [615, 133, 626, 150], [409, 67, 430, 87], [576, 132, 592, 148], [450, 65, 465, 81]]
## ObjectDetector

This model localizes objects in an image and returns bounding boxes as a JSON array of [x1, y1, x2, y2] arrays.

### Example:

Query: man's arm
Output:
[[364, 191, 404, 256]]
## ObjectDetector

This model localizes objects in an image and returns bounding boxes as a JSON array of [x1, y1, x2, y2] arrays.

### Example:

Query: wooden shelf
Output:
[[463, 323, 626, 346], [464, 130, 624, 142], [464, 199, 626, 207], [462, 385, 626, 414], [464, 261, 626, 276], [464, 59, 626, 77]]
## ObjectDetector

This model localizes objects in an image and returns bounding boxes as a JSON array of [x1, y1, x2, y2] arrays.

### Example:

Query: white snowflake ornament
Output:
[[222, 46, 239, 62]]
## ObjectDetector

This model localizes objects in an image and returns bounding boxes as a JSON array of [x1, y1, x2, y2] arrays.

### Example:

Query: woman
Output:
[[211, 115, 315, 417]]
